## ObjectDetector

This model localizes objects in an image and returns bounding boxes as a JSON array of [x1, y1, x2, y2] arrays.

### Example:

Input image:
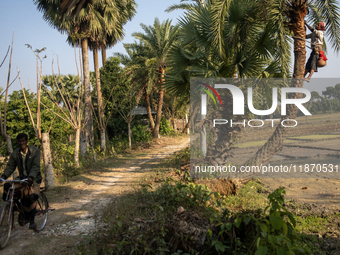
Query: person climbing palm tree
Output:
[[304, 21, 326, 82]]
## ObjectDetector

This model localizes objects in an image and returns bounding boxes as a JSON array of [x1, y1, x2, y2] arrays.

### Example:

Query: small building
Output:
[[132, 106, 156, 116]]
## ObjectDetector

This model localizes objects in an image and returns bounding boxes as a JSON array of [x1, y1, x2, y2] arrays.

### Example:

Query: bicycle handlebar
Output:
[[0, 178, 29, 184]]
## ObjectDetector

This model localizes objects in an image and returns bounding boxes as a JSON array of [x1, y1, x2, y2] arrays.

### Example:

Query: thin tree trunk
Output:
[[82, 38, 92, 154], [93, 48, 106, 152], [153, 68, 166, 138], [182, 105, 198, 133], [42, 133, 55, 189], [2, 34, 15, 176], [128, 122, 131, 149], [145, 88, 155, 130], [105, 128, 109, 144], [91, 145, 97, 162], [6, 135, 13, 155], [5, 135, 17, 178], [80, 128, 87, 156], [100, 129, 106, 152], [243, 7, 307, 166], [74, 128, 80, 167], [101, 45, 107, 67]]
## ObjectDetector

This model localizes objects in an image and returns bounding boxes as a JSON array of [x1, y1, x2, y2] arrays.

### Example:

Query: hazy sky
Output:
[[0, 1, 339, 95]]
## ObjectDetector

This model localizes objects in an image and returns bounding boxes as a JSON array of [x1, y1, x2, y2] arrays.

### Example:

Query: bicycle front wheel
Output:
[[35, 192, 48, 231], [0, 201, 13, 249]]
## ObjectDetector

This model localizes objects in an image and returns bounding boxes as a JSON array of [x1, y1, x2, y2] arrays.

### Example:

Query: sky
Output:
[[0, 1, 339, 96], [0, 0, 184, 94]]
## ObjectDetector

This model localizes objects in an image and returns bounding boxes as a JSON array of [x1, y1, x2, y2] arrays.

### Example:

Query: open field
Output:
[[229, 112, 340, 212]]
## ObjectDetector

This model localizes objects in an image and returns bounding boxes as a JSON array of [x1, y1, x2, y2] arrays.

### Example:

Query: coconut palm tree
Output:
[[132, 18, 180, 138]]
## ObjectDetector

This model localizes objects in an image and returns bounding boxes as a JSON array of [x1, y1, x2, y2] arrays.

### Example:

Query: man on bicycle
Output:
[[0, 133, 42, 230]]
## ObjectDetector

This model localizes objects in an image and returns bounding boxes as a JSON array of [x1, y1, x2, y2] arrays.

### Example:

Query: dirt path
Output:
[[1, 136, 190, 255]]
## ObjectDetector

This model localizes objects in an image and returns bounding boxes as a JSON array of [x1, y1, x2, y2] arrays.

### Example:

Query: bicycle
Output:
[[0, 178, 53, 249]]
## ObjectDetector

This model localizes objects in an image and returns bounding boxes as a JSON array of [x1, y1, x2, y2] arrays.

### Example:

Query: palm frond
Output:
[[307, 0, 340, 54]]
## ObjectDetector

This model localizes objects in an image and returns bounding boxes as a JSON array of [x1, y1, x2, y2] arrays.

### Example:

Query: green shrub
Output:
[[131, 124, 152, 143], [78, 175, 310, 255], [160, 117, 173, 135], [50, 141, 79, 182]]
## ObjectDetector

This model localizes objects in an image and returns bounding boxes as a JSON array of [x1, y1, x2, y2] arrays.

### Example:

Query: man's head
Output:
[[316, 22, 326, 31], [16, 133, 28, 152]]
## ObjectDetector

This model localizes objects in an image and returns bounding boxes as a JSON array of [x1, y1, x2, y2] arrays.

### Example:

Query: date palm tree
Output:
[[243, 0, 340, 166], [165, 0, 291, 164], [132, 18, 180, 138], [115, 41, 155, 129], [167, 0, 340, 166]]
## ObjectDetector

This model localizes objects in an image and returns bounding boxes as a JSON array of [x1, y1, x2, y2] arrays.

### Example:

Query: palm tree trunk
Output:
[[243, 7, 307, 166], [145, 88, 155, 130], [93, 48, 106, 152], [42, 133, 55, 189], [101, 45, 107, 67], [153, 68, 165, 138], [153, 89, 164, 138], [82, 38, 93, 154]]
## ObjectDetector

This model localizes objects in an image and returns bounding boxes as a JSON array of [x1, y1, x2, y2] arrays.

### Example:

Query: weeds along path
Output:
[[1, 136, 190, 255]]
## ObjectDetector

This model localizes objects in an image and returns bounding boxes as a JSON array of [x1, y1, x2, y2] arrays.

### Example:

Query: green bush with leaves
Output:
[[205, 187, 311, 255], [78, 174, 310, 255], [131, 124, 152, 143], [50, 141, 79, 182], [159, 117, 173, 135]]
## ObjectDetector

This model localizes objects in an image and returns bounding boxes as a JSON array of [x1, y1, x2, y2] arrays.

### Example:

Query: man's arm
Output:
[[1, 152, 17, 179], [305, 21, 314, 32]]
